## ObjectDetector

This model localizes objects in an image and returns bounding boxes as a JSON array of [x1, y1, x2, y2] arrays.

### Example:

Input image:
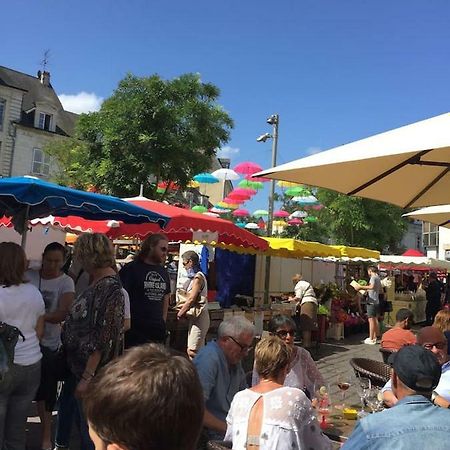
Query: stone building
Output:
[[0, 66, 77, 178]]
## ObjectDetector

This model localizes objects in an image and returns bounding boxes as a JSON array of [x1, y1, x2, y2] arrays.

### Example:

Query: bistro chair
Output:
[[207, 441, 232, 450], [379, 347, 397, 364], [350, 358, 392, 388]]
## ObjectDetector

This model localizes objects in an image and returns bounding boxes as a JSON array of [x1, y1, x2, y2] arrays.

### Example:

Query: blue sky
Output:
[[3, 0, 450, 211]]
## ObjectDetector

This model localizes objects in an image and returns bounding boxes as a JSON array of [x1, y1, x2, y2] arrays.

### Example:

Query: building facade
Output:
[[0, 66, 77, 178]]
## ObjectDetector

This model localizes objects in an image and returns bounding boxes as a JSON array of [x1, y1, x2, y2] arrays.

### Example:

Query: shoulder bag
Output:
[[174, 273, 207, 318]]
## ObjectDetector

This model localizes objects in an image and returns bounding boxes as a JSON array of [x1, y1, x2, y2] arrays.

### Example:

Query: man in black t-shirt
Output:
[[425, 272, 443, 325], [120, 234, 170, 347]]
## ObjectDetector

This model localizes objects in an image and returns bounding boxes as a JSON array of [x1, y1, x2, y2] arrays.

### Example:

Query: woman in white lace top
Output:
[[225, 336, 331, 449], [252, 315, 325, 399]]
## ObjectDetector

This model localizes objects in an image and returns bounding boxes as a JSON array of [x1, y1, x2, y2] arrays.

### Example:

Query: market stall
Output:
[[379, 252, 450, 323]]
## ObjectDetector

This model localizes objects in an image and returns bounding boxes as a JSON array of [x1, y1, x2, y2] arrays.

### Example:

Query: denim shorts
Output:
[[366, 303, 379, 318]]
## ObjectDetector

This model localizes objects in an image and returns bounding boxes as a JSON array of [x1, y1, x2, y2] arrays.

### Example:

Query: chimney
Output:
[[38, 70, 51, 86]]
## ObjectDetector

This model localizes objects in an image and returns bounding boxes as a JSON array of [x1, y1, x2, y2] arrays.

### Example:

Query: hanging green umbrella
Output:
[[253, 209, 269, 218], [305, 216, 318, 223], [191, 205, 208, 213], [285, 186, 308, 197], [238, 179, 264, 190]]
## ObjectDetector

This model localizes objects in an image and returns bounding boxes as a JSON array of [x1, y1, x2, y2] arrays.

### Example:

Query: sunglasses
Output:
[[228, 336, 252, 353], [276, 329, 296, 338], [423, 342, 447, 351]]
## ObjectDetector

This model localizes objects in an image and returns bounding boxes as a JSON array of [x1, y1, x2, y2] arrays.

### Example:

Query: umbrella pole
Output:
[[21, 205, 30, 249]]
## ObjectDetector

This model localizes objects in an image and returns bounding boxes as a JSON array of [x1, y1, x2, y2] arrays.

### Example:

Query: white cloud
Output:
[[217, 146, 240, 158], [58, 92, 104, 114], [305, 146, 322, 155]]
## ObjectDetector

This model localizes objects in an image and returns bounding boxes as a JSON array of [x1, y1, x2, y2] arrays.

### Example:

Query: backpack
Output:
[[0, 322, 25, 379]]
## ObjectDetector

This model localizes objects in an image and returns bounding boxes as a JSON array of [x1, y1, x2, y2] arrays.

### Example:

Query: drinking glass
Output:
[[356, 377, 371, 418], [335, 374, 351, 410], [314, 384, 331, 429], [366, 387, 383, 413]]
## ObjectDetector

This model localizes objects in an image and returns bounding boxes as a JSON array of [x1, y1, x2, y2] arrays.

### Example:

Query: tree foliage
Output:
[[48, 73, 233, 197], [279, 188, 408, 252]]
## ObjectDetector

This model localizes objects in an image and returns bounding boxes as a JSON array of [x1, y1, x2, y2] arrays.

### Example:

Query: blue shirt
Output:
[[193, 340, 247, 423], [343, 395, 450, 450]]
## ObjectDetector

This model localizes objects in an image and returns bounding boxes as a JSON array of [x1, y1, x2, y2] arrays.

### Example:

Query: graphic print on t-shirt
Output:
[[144, 271, 168, 302], [40, 289, 56, 312]]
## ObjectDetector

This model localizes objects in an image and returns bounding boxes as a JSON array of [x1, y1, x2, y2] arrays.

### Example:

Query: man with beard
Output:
[[120, 234, 171, 347]]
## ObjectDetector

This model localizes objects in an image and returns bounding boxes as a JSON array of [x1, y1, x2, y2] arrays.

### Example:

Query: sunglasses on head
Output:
[[276, 329, 296, 338]]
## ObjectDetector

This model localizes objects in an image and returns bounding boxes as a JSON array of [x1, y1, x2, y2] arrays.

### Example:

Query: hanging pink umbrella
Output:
[[288, 218, 304, 226], [239, 188, 257, 196], [232, 209, 250, 217], [312, 204, 324, 211], [223, 196, 245, 204], [234, 161, 264, 176], [247, 175, 271, 182], [228, 192, 251, 201], [273, 210, 290, 218], [231, 188, 256, 197]]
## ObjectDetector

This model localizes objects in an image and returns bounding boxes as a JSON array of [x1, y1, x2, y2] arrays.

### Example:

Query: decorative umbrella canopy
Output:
[[203, 212, 220, 218], [228, 192, 251, 201], [235, 222, 246, 228], [273, 210, 290, 218], [239, 188, 257, 196], [187, 180, 200, 188], [193, 173, 220, 184], [210, 206, 231, 214], [157, 181, 180, 191], [245, 222, 259, 230], [231, 188, 255, 197], [218, 201, 239, 209], [211, 169, 240, 181], [238, 179, 262, 190], [273, 220, 288, 227], [288, 218, 304, 226], [255, 112, 450, 209], [223, 197, 244, 205], [305, 216, 318, 223], [403, 205, 450, 228], [0, 176, 169, 245], [290, 210, 308, 219], [277, 180, 300, 188], [234, 161, 263, 175], [292, 195, 319, 206], [312, 204, 324, 211], [191, 205, 208, 213], [232, 209, 250, 217], [284, 186, 308, 197], [253, 209, 269, 218], [247, 175, 270, 182]]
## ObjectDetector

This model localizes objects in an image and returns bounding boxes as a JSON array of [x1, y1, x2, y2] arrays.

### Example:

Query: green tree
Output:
[[279, 189, 408, 252], [48, 73, 233, 197]]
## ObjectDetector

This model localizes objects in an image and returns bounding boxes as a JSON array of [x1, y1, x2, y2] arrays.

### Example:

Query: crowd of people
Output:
[[2, 232, 450, 450]]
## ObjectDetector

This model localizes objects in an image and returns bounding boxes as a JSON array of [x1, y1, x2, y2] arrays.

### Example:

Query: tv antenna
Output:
[[40, 49, 51, 71]]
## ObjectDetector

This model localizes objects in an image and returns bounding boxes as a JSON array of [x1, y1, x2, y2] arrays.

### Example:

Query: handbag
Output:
[[174, 289, 207, 318], [0, 322, 25, 380]]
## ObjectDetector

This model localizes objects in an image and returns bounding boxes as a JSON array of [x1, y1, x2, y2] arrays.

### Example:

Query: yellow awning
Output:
[[264, 238, 342, 258], [264, 238, 380, 260], [330, 245, 380, 260]]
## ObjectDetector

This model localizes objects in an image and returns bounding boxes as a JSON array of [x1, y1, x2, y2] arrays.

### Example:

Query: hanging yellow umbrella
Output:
[[277, 180, 300, 188], [218, 201, 239, 209], [187, 180, 200, 188]]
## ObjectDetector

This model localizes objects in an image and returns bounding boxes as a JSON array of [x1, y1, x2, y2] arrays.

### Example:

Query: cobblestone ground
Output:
[[25, 331, 382, 449]]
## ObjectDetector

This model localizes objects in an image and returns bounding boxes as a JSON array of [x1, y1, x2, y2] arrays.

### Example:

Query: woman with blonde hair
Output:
[[57, 233, 124, 450], [225, 336, 331, 449], [0, 242, 45, 450], [433, 309, 450, 355]]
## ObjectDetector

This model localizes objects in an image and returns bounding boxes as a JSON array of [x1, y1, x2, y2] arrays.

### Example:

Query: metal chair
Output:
[[379, 347, 397, 364], [350, 358, 392, 387]]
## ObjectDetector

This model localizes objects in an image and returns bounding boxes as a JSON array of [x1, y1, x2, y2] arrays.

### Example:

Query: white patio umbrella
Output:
[[403, 205, 450, 228], [255, 112, 450, 208]]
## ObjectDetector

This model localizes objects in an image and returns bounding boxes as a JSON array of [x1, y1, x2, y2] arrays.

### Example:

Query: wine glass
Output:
[[366, 387, 383, 413], [356, 377, 371, 418], [314, 385, 331, 429], [335, 374, 351, 410]]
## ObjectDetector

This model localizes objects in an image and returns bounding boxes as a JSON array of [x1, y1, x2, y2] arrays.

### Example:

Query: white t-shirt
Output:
[[294, 280, 317, 305], [0, 283, 45, 365], [26, 270, 75, 350]]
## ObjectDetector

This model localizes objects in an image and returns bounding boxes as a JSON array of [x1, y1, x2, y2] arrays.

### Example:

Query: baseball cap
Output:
[[388, 345, 441, 392]]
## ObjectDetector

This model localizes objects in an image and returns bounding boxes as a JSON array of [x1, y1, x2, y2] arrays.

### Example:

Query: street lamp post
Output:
[[257, 114, 279, 304]]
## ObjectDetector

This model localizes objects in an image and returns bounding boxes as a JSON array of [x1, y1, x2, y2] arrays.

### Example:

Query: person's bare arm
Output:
[[75, 350, 102, 398], [433, 394, 450, 408], [44, 292, 74, 324], [203, 409, 227, 434], [35, 315, 45, 340], [124, 318, 131, 331], [177, 277, 202, 319]]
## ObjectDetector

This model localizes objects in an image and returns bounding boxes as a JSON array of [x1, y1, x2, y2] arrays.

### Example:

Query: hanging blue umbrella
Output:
[[0, 176, 170, 246], [193, 173, 220, 184]]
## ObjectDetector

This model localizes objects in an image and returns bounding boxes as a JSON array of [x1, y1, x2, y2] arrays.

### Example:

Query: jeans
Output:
[[55, 374, 94, 450], [0, 360, 41, 450]]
